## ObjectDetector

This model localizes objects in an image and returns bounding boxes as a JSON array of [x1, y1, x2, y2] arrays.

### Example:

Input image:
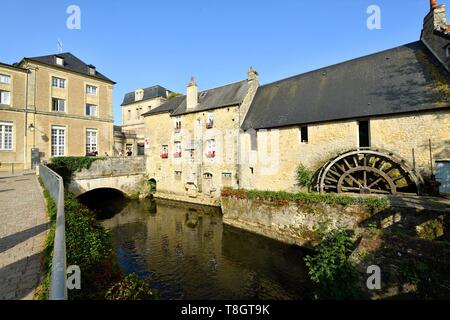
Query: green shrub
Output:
[[304, 229, 362, 299], [105, 274, 159, 300], [296, 163, 312, 188], [48, 156, 104, 184]]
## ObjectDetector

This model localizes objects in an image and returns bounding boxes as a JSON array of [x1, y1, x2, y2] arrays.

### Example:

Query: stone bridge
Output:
[[68, 157, 148, 197]]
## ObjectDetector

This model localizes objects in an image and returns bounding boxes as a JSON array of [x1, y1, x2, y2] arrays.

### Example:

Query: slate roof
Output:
[[142, 80, 249, 118], [121, 85, 172, 106], [171, 80, 249, 116], [142, 95, 186, 117], [21, 53, 115, 84], [242, 41, 450, 131]]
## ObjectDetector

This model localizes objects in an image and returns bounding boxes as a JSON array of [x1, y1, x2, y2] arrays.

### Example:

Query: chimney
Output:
[[247, 66, 259, 83], [186, 76, 198, 111], [431, 0, 438, 11], [421, 1, 450, 71]]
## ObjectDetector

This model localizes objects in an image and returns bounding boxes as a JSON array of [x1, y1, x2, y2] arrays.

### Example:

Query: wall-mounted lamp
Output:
[[28, 123, 35, 132]]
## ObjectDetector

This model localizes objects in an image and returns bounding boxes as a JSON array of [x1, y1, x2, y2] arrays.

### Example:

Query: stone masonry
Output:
[[0, 175, 49, 300]]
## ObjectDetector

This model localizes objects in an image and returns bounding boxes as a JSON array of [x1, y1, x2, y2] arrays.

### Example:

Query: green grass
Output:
[[221, 188, 390, 210]]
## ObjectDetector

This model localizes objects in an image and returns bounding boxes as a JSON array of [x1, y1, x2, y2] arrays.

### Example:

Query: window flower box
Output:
[[174, 152, 182, 158], [174, 127, 181, 133], [161, 153, 169, 159], [207, 151, 216, 158]]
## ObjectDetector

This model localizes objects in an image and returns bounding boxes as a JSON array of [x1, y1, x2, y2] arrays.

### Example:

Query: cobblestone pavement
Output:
[[0, 175, 49, 300]]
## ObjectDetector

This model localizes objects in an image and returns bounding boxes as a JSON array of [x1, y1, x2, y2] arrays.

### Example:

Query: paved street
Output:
[[0, 174, 49, 300]]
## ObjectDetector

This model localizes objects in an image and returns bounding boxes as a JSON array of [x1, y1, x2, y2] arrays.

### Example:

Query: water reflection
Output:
[[99, 199, 313, 300]]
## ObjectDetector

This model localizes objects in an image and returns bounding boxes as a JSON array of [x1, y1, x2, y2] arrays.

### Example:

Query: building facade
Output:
[[143, 70, 258, 206], [0, 53, 115, 172], [118, 85, 173, 156], [143, 2, 450, 202]]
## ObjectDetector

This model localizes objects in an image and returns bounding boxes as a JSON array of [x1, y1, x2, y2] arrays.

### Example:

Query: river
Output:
[[80, 192, 313, 300]]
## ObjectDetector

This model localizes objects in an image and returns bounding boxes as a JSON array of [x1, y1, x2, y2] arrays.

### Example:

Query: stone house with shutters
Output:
[[0, 53, 115, 172], [143, 69, 259, 206]]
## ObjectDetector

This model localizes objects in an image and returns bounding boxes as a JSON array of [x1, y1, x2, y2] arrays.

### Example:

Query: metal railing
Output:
[[39, 164, 67, 300]]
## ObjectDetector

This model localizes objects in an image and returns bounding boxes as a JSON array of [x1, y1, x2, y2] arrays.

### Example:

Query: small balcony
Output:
[[161, 153, 169, 159]]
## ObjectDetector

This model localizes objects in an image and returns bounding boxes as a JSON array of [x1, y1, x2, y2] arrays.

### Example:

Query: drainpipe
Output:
[[24, 68, 30, 170]]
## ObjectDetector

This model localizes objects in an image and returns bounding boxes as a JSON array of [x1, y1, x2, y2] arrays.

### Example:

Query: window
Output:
[[300, 126, 308, 144], [135, 90, 144, 101], [204, 173, 213, 179], [86, 104, 97, 117], [0, 91, 11, 105], [250, 131, 257, 151], [0, 122, 13, 150], [86, 85, 97, 95], [136, 108, 140, 119], [88, 67, 96, 75], [127, 110, 131, 121], [175, 171, 182, 180], [52, 98, 65, 112], [206, 113, 214, 129], [447, 46, 450, 58], [161, 145, 169, 158], [52, 77, 65, 89], [0, 74, 11, 84], [206, 139, 216, 158], [174, 142, 182, 158], [86, 129, 98, 154], [358, 120, 370, 148], [175, 117, 182, 132], [55, 57, 64, 66], [51, 126, 65, 157]]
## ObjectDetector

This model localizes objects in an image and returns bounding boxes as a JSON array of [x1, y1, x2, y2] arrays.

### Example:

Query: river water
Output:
[[93, 196, 312, 300]]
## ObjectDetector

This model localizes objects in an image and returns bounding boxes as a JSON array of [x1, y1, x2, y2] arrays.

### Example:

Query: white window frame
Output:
[[52, 77, 66, 89], [0, 122, 13, 151], [207, 112, 214, 128], [174, 142, 182, 157], [52, 98, 66, 112], [0, 91, 11, 105], [86, 85, 97, 96], [86, 129, 98, 154], [51, 126, 66, 157], [86, 104, 97, 117], [56, 57, 64, 66], [0, 74, 11, 84]]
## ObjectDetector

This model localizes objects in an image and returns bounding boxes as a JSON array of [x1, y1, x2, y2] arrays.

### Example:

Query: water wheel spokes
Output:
[[317, 148, 424, 195]]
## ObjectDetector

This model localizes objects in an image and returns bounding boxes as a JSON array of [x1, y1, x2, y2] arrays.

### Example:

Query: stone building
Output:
[[0, 53, 115, 172], [118, 85, 173, 156], [143, 2, 449, 202], [240, 1, 450, 195], [143, 70, 259, 206]]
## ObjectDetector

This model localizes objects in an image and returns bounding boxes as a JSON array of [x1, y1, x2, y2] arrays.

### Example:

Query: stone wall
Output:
[[73, 156, 146, 179], [239, 109, 450, 192], [221, 196, 449, 247]]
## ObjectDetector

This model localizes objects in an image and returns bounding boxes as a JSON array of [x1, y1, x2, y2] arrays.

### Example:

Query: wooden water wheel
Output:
[[316, 148, 423, 195]]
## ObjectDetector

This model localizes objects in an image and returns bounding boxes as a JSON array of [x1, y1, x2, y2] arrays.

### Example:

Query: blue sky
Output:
[[0, 0, 442, 124]]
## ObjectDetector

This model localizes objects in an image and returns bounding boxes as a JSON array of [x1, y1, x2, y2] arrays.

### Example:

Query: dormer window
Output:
[[55, 57, 64, 66], [135, 89, 144, 101], [446, 46, 450, 58], [88, 65, 96, 75]]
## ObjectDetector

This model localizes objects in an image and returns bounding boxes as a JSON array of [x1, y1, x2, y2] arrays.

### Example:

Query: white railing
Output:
[[39, 164, 67, 300]]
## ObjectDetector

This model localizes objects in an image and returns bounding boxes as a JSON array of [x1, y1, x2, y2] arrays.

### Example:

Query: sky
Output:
[[0, 0, 443, 124]]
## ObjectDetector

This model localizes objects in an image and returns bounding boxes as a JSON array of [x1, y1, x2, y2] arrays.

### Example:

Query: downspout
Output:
[[24, 68, 30, 170]]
